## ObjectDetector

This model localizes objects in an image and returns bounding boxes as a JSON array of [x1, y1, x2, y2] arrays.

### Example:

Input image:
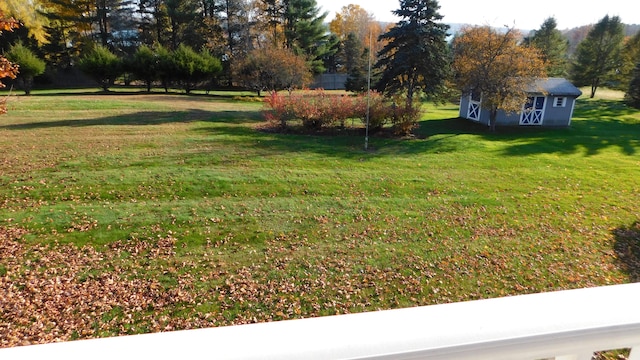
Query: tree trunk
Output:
[[406, 85, 414, 108], [590, 78, 600, 98], [489, 108, 498, 132], [23, 77, 33, 96]]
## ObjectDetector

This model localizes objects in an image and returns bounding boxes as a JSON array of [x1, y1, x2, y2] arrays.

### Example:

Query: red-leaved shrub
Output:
[[262, 90, 421, 134], [390, 99, 423, 136], [263, 91, 295, 128]]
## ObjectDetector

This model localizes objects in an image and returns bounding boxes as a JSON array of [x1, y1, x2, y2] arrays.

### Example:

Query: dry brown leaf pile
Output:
[[0, 226, 202, 348]]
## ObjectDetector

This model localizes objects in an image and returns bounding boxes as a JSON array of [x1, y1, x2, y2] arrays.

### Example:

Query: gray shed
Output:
[[458, 78, 583, 127]]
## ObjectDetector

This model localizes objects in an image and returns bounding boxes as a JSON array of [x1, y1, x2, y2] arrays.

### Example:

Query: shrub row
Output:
[[78, 44, 222, 93], [262, 90, 423, 135]]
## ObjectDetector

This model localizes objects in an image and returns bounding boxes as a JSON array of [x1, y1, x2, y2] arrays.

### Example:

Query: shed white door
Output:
[[520, 96, 546, 125], [467, 90, 481, 121]]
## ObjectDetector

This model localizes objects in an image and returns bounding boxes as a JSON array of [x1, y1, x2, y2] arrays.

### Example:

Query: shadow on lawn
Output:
[[495, 118, 639, 157], [197, 125, 373, 160], [0, 109, 264, 130], [3, 98, 637, 159], [409, 99, 640, 157], [498, 100, 639, 157], [613, 222, 640, 282]]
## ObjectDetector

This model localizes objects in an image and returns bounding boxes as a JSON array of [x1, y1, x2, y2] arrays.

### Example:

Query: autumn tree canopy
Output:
[[0, 0, 47, 43], [236, 47, 312, 95], [452, 26, 547, 131], [329, 4, 383, 56], [0, 11, 20, 114]]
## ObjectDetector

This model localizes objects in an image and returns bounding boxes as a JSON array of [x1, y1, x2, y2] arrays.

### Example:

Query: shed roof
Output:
[[528, 78, 583, 97]]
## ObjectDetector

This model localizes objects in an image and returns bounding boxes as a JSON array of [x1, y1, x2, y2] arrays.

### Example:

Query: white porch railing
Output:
[[1, 283, 639, 360]]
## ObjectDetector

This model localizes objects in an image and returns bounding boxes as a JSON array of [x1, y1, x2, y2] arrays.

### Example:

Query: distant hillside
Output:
[[562, 25, 592, 54], [441, 22, 640, 54], [624, 24, 640, 36], [562, 23, 639, 54]]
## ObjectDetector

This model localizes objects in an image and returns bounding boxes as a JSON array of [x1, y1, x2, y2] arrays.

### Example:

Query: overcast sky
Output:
[[318, 0, 640, 30]]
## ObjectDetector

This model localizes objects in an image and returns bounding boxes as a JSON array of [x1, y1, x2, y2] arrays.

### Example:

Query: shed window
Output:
[[553, 96, 567, 107]]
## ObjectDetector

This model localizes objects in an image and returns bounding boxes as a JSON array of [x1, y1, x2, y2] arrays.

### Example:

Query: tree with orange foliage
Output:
[[329, 5, 381, 45], [0, 0, 47, 43], [236, 46, 312, 96], [452, 26, 546, 131], [0, 11, 20, 114]]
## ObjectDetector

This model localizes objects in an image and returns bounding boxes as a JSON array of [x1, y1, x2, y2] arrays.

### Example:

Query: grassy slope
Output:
[[0, 89, 639, 343]]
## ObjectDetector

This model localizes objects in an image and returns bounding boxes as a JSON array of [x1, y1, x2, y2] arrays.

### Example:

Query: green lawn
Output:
[[1, 89, 639, 345]]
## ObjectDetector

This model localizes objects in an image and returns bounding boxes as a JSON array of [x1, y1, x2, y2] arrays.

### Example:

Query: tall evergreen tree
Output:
[[527, 17, 569, 77], [217, 0, 252, 86], [219, 0, 248, 58], [137, 0, 171, 46], [94, 0, 135, 47], [571, 15, 625, 98], [106, 0, 139, 54], [345, 46, 370, 93], [283, 0, 331, 74], [625, 60, 640, 109], [341, 32, 364, 73], [41, 21, 76, 68], [374, 0, 450, 106], [260, 0, 285, 47], [320, 33, 341, 73], [164, 0, 207, 50]]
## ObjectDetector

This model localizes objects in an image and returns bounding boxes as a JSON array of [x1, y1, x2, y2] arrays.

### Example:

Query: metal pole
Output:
[[365, 30, 372, 151]]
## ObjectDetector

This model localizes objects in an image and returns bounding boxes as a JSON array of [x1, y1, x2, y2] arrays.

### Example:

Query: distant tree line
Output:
[[0, 0, 387, 93], [2, 0, 640, 119]]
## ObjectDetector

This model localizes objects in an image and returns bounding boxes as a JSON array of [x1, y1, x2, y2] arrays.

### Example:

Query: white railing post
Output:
[[555, 352, 595, 360], [1, 283, 639, 360]]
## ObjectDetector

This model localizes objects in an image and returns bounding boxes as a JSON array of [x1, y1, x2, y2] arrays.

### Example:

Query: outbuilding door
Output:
[[467, 90, 481, 121], [520, 96, 546, 125]]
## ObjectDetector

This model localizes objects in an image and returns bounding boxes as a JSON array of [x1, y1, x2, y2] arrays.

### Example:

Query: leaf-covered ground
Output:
[[0, 91, 639, 350]]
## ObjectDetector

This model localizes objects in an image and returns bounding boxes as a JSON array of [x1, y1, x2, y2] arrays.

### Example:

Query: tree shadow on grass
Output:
[[3, 98, 638, 159], [497, 118, 639, 157], [575, 99, 639, 119], [1, 105, 371, 159], [498, 100, 640, 157], [195, 125, 373, 160], [26, 89, 260, 100], [409, 100, 640, 157], [415, 116, 489, 138], [613, 222, 640, 282], [0, 110, 264, 130]]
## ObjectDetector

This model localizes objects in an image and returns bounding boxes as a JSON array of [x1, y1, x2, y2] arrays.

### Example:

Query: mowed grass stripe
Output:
[[0, 89, 638, 344]]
